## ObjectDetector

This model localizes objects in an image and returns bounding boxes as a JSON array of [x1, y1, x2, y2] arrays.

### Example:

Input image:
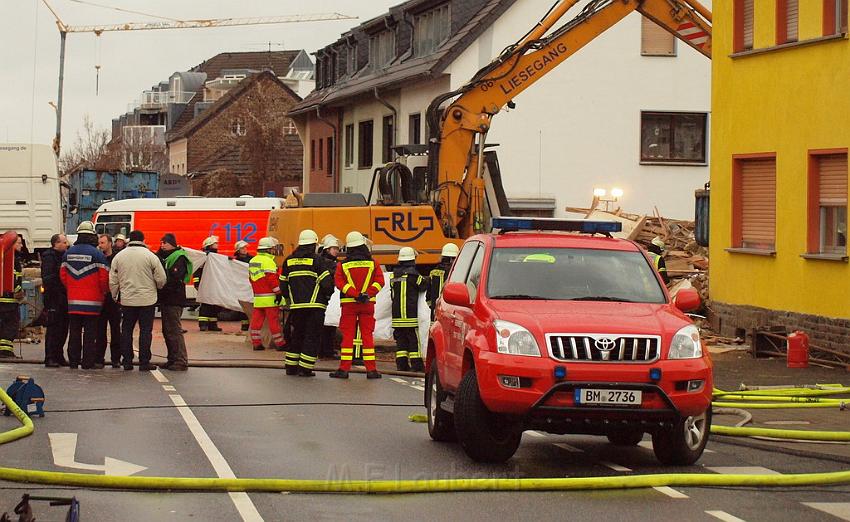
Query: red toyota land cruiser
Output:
[[425, 217, 713, 465]]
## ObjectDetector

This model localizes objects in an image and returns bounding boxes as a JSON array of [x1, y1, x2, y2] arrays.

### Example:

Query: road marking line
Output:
[[554, 442, 584, 453], [653, 486, 689, 498], [162, 385, 176, 391], [802, 502, 850, 521], [411, 385, 425, 391], [169, 394, 263, 522], [706, 466, 780, 475], [525, 431, 545, 438], [600, 461, 631, 472], [151, 369, 169, 383], [705, 510, 747, 522], [390, 377, 408, 384]]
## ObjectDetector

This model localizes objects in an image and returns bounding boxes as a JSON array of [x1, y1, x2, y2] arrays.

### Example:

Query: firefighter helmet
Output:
[[441, 243, 459, 258], [298, 229, 319, 246], [202, 236, 219, 249], [398, 247, 417, 262], [76, 221, 96, 235], [345, 231, 366, 248], [234, 240, 249, 251], [321, 234, 340, 250], [257, 237, 276, 250]]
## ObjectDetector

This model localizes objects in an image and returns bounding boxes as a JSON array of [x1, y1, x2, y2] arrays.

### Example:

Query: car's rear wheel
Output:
[[606, 430, 644, 446], [426, 362, 456, 442], [652, 408, 711, 465], [454, 370, 522, 463]]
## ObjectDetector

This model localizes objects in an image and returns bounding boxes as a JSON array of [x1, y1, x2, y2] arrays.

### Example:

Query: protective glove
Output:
[[355, 293, 370, 304], [274, 294, 282, 305]]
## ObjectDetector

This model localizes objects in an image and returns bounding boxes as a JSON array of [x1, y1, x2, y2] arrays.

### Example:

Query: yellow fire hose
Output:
[[2, 386, 850, 494]]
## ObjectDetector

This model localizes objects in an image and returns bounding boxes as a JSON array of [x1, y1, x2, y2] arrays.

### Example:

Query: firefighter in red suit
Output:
[[248, 237, 284, 350], [0, 231, 23, 358], [329, 231, 384, 380]]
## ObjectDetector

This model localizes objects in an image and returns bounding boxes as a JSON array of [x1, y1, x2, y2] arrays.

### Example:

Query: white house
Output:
[[289, 0, 710, 219]]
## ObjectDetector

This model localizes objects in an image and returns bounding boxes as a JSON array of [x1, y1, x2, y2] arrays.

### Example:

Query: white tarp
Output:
[[193, 252, 430, 354]]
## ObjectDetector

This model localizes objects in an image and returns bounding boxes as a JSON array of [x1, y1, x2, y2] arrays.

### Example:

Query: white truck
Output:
[[0, 144, 64, 255]]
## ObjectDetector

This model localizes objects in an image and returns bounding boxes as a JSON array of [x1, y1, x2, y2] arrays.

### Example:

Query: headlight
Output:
[[494, 320, 541, 357], [668, 325, 702, 359]]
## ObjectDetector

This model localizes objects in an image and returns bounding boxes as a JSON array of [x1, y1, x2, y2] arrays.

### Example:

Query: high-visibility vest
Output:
[[248, 253, 280, 308]]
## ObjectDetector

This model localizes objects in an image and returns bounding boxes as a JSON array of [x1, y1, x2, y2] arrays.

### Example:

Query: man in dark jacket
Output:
[[156, 233, 192, 371], [41, 233, 70, 367], [390, 247, 427, 372], [96, 234, 122, 368]]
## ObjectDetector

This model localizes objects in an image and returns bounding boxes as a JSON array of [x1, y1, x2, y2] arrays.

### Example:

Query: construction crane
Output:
[[40, 0, 356, 155]]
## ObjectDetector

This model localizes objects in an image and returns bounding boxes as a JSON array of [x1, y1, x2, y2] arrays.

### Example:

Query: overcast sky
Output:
[[0, 0, 398, 150]]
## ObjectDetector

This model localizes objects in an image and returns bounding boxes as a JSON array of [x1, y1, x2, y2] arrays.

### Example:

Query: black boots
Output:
[[329, 370, 349, 379]]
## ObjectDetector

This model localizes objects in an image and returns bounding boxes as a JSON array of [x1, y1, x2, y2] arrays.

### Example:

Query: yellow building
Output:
[[710, 0, 849, 351]]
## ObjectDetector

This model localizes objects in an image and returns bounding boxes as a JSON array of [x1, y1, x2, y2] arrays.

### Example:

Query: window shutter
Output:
[[743, 0, 754, 49], [786, 0, 799, 42], [641, 16, 676, 56], [819, 154, 848, 204], [740, 158, 776, 248]]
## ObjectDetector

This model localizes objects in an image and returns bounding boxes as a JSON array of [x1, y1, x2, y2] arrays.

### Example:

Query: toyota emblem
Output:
[[594, 338, 616, 351]]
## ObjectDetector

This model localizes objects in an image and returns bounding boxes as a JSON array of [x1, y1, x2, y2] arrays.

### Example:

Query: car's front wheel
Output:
[[426, 362, 456, 442], [454, 370, 522, 463], [652, 408, 711, 465]]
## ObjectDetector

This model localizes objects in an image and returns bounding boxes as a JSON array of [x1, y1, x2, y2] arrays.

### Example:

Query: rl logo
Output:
[[374, 212, 435, 243]]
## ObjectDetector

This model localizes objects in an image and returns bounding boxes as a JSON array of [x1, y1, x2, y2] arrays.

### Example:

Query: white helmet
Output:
[[234, 240, 249, 251], [258, 237, 276, 250], [651, 236, 666, 249], [398, 247, 417, 262], [298, 229, 319, 246], [113, 233, 127, 242], [345, 231, 366, 248], [441, 243, 460, 258], [202, 235, 219, 249], [76, 221, 96, 235], [321, 234, 340, 250]]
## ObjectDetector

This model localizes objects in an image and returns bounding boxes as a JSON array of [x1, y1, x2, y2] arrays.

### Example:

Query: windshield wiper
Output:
[[491, 294, 550, 300], [568, 296, 634, 302]]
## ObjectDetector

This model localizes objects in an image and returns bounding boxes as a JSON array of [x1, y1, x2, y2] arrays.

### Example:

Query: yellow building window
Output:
[[807, 151, 848, 256], [732, 155, 776, 252], [777, 0, 799, 45], [823, 0, 849, 36], [734, 0, 755, 52]]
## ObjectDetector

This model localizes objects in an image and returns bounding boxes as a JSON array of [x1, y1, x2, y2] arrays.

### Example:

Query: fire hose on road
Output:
[[1, 385, 849, 494]]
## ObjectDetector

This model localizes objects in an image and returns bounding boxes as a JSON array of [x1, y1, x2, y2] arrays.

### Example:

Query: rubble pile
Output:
[[564, 206, 709, 302]]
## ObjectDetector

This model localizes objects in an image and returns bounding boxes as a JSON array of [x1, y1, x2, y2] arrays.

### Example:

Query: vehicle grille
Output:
[[546, 334, 661, 362]]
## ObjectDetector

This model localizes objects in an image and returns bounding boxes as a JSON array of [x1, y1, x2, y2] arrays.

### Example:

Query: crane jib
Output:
[[481, 42, 569, 97]]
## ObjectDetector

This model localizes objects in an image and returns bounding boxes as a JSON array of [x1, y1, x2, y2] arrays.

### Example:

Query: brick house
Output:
[[166, 71, 304, 197]]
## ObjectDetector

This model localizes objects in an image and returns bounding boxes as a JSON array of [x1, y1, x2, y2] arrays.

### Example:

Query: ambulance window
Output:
[[448, 241, 479, 284], [95, 214, 131, 238]]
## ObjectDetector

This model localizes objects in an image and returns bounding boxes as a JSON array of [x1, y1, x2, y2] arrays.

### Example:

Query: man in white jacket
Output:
[[109, 230, 166, 371]]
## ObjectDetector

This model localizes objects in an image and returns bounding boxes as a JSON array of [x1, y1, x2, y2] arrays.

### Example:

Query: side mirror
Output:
[[673, 287, 701, 313], [442, 281, 471, 308]]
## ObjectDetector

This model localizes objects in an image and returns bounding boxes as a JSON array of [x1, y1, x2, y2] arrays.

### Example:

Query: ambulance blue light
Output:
[[492, 217, 622, 234]]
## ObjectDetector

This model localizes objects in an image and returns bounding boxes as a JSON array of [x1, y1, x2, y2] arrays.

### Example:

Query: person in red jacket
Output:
[[329, 231, 384, 380], [60, 221, 110, 369]]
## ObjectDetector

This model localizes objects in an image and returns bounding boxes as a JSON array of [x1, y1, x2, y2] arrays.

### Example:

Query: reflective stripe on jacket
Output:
[[249, 253, 280, 308], [426, 263, 450, 308], [334, 258, 385, 304], [280, 250, 333, 310], [390, 266, 426, 327], [60, 242, 110, 315]]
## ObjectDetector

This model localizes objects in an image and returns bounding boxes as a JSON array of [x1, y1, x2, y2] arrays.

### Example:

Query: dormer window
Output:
[[230, 117, 247, 137], [369, 30, 396, 70], [414, 3, 451, 57]]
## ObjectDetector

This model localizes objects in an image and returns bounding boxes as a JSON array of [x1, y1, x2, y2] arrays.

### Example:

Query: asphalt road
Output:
[[1, 363, 849, 522]]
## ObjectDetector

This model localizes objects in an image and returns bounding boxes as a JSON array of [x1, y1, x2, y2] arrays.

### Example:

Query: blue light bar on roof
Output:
[[491, 217, 622, 234]]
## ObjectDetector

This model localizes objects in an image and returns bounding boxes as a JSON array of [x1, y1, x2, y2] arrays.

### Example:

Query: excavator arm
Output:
[[426, 0, 712, 239]]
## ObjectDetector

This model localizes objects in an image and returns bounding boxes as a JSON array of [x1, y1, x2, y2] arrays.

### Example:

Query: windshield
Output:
[[486, 247, 666, 303]]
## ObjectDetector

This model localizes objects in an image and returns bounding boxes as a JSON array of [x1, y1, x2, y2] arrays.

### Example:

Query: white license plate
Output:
[[574, 388, 642, 406]]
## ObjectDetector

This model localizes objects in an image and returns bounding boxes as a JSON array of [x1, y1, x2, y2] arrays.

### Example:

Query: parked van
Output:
[[92, 196, 285, 255], [0, 144, 63, 254]]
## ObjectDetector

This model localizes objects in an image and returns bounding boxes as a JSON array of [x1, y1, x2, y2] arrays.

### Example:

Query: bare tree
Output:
[[58, 115, 110, 176]]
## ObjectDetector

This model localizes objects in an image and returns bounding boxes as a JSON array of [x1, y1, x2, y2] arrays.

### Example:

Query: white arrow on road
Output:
[[48, 433, 147, 476]]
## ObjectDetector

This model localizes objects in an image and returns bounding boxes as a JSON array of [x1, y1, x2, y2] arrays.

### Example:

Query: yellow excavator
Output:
[[268, 0, 712, 265]]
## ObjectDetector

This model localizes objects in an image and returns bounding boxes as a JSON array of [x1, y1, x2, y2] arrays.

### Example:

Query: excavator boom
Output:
[[427, 0, 711, 239]]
